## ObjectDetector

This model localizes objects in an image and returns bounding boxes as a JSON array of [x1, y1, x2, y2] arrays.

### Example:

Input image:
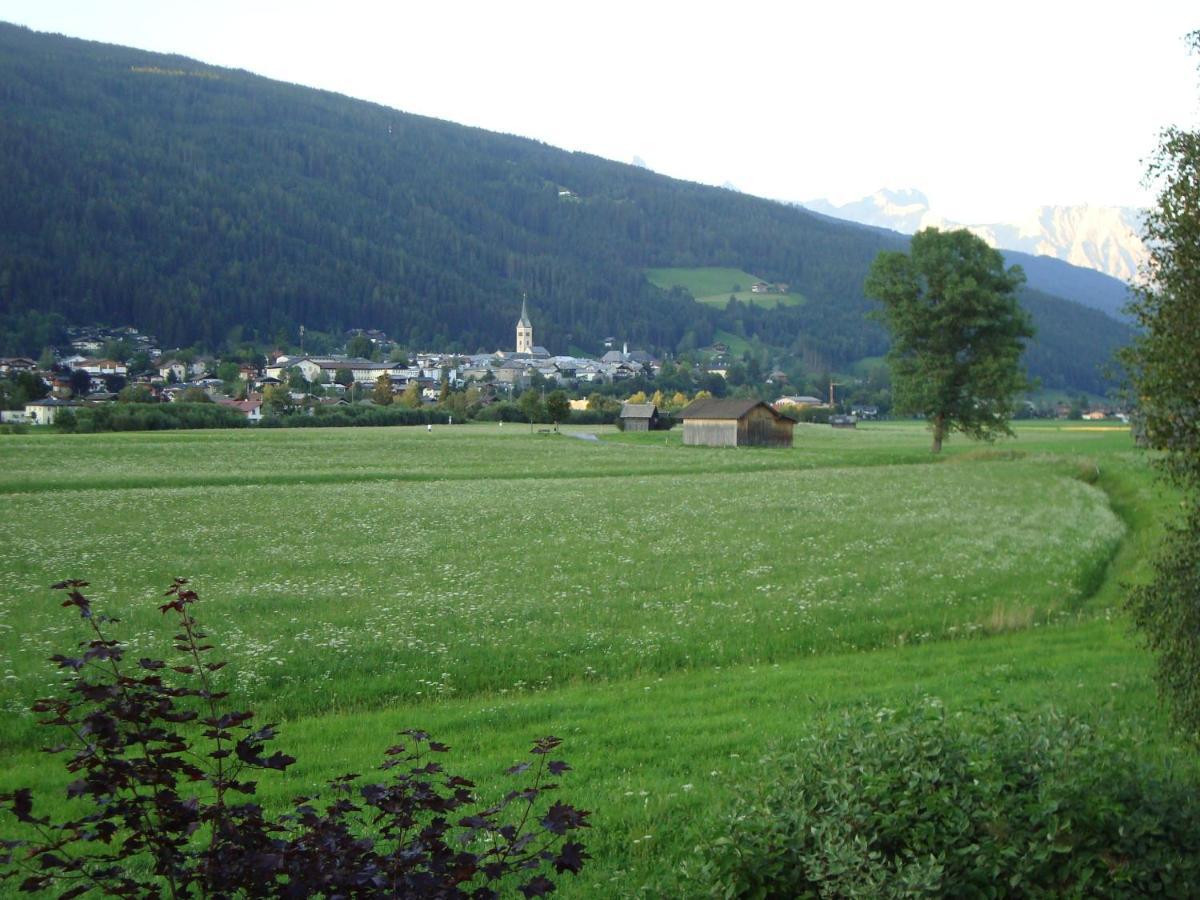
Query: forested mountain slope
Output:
[[0, 24, 1129, 392]]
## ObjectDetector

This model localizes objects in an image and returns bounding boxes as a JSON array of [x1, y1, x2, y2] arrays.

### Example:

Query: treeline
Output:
[[0, 24, 1129, 393], [52, 402, 619, 433]]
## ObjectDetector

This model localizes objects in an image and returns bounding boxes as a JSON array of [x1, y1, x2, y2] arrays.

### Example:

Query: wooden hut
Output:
[[679, 399, 795, 448], [619, 402, 660, 432]]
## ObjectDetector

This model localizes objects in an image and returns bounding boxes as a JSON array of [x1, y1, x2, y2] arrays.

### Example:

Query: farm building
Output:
[[619, 402, 661, 432], [679, 399, 795, 448]]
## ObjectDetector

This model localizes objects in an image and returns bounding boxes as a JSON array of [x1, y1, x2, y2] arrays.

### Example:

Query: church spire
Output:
[[516, 293, 533, 353]]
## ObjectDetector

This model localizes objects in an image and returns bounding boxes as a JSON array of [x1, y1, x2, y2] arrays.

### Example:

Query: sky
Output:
[[1, 1, 1197, 223]]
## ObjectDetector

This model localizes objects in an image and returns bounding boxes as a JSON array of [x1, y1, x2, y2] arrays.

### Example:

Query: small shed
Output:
[[679, 399, 795, 448], [619, 402, 660, 432]]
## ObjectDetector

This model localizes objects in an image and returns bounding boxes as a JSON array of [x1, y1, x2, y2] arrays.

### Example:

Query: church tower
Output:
[[516, 294, 533, 354]]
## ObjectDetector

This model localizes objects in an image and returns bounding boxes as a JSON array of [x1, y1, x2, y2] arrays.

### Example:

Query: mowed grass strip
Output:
[[0, 423, 944, 493], [0, 617, 1178, 897], [0, 421, 1136, 494], [0, 439, 1123, 750]]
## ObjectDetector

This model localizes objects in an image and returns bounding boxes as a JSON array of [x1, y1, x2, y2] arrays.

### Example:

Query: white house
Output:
[[24, 398, 81, 426]]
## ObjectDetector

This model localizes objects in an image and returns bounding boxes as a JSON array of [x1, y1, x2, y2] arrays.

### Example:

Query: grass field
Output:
[[0, 421, 1187, 895], [644, 266, 805, 309]]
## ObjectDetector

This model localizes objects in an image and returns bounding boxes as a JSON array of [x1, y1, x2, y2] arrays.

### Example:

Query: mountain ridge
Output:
[[802, 188, 1147, 290], [0, 24, 1130, 394]]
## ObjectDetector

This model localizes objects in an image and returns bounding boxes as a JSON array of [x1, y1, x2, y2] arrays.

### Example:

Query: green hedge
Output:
[[259, 405, 449, 428], [687, 701, 1200, 897], [56, 402, 247, 432]]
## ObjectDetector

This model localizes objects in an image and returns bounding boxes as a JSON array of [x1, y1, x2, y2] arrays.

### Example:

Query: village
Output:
[[0, 299, 1120, 438]]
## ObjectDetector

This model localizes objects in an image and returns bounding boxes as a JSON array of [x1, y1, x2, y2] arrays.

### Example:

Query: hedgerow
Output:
[[57, 403, 248, 433], [260, 406, 451, 428]]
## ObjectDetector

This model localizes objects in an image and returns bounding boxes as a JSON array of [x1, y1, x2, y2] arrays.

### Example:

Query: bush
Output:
[[472, 401, 528, 423], [1, 580, 589, 897], [687, 700, 1200, 897], [566, 408, 618, 426], [789, 405, 833, 424]]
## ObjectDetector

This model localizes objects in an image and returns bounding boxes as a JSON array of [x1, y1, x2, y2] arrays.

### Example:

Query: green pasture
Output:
[[0, 420, 1185, 896], [644, 266, 761, 297], [711, 329, 758, 357], [644, 266, 804, 309]]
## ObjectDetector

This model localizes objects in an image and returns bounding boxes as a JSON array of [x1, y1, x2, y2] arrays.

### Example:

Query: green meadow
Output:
[[644, 266, 805, 309], [0, 422, 1189, 895]]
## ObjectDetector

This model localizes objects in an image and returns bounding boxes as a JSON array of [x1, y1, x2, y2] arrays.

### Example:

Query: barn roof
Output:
[[680, 398, 796, 422], [620, 403, 658, 419], [679, 399, 761, 420]]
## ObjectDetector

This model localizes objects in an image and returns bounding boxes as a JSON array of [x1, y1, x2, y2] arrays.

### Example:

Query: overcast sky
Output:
[[2, 1, 1196, 223]]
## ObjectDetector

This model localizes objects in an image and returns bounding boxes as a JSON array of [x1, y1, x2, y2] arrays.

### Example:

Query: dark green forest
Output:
[[0, 24, 1130, 392]]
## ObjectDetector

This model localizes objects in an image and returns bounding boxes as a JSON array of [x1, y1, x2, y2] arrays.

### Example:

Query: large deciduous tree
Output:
[[866, 228, 1033, 452], [1122, 31, 1200, 741]]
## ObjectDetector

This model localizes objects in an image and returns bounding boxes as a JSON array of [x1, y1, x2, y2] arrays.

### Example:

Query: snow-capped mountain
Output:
[[801, 189, 1147, 284], [804, 188, 934, 233]]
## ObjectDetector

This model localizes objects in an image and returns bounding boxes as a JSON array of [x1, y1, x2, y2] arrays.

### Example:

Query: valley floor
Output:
[[0, 422, 1187, 896]]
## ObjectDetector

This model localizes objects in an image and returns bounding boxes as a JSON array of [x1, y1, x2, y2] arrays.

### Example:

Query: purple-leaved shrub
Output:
[[1, 579, 589, 897]]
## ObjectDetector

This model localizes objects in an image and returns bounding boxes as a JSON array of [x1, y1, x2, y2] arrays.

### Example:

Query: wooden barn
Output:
[[619, 402, 660, 432], [679, 399, 795, 448]]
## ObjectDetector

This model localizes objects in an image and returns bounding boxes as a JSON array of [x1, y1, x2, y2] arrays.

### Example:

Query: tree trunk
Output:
[[931, 414, 945, 453]]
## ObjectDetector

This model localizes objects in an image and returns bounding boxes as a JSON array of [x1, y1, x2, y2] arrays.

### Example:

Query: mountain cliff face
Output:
[[803, 189, 1147, 284]]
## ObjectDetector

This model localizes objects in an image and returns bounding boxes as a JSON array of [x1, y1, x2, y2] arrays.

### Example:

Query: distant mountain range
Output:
[[802, 189, 1147, 286], [0, 24, 1132, 394]]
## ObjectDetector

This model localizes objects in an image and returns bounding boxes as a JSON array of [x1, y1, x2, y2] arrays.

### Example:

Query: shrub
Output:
[[790, 405, 832, 424], [472, 401, 528, 423], [687, 700, 1200, 897], [1, 580, 589, 897], [565, 408, 617, 426]]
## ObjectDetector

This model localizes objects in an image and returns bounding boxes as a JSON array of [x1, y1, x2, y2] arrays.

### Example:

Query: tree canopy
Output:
[[1122, 31, 1200, 741], [866, 228, 1034, 452]]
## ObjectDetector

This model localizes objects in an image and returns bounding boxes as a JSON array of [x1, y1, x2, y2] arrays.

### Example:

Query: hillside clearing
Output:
[[645, 266, 805, 309]]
